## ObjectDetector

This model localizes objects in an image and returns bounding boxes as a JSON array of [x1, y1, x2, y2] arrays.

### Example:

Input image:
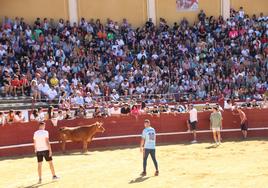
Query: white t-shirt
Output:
[[189, 108, 198, 122], [33, 130, 49, 151], [109, 107, 121, 115], [224, 102, 233, 109]]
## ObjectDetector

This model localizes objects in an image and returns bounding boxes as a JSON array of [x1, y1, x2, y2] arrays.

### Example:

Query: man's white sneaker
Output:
[[191, 140, 197, 144]]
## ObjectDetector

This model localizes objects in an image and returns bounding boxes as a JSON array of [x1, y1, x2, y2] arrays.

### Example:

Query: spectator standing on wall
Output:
[[186, 104, 198, 143]]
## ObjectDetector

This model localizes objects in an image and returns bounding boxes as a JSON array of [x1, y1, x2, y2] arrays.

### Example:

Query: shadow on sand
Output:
[[22, 181, 56, 188], [129, 176, 150, 184], [205, 144, 219, 149]]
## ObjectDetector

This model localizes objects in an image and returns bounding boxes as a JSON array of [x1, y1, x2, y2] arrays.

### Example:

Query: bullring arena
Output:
[[1, 0, 268, 187], [1, 110, 268, 188]]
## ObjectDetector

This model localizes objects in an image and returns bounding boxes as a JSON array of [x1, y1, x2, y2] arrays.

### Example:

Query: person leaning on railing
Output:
[[75, 105, 86, 118], [93, 106, 102, 118], [6, 109, 15, 124], [14, 111, 26, 123], [131, 105, 140, 116], [120, 103, 131, 115], [0, 112, 6, 126], [261, 97, 268, 108], [30, 109, 40, 121]]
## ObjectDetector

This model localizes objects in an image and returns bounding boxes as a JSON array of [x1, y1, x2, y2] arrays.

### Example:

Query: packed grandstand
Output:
[[0, 7, 268, 124]]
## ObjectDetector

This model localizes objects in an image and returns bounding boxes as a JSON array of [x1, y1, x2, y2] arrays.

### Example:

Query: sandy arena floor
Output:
[[1, 139, 268, 188]]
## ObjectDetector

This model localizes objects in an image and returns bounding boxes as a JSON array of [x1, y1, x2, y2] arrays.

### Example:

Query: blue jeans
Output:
[[143, 149, 158, 172]]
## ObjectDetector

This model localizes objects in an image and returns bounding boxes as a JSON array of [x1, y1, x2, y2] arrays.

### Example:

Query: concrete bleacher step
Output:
[[0, 96, 33, 104], [0, 102, 51, 111]]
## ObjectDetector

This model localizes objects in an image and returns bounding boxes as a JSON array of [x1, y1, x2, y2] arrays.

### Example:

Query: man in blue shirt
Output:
[[140, 119, 159, 176]]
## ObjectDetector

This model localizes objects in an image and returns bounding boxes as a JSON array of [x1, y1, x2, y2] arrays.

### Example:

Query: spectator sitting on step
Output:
[[30, 80, 40, 101], [14, 111, 25, 123], [84, 92, 93, 107], [38, 79, 50, 99], [11, 75, 23, 97], [47, 86, 58, 102], [49, 73, 59, 88], [0, 112, 6, 126], [2, 74, 12, 97], [75, 92, 84, 106], [20, 74, 30, 96]]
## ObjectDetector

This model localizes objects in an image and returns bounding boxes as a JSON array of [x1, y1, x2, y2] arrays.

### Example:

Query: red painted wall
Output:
[[1, 109, 268, 157]]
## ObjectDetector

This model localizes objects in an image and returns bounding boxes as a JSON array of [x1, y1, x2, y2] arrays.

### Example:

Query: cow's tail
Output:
[[58, 127, 65, 143]]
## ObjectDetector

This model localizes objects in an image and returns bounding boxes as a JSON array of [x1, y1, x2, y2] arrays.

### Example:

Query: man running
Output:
[[233, 107, 248, 139], [186, 104, 198, 143], [140, 119, 159, 176], [210, 107, 223, 145], [33, 122, 59, 183]]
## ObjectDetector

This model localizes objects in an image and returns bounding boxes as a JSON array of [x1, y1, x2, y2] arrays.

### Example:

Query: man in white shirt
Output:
[[38, 80, 50, 97], [186, 104, 198, 143], [33, 122, 59, 184]]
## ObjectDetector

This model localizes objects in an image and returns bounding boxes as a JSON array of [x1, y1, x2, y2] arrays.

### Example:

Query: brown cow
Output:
[[59, 122, 105, 153]]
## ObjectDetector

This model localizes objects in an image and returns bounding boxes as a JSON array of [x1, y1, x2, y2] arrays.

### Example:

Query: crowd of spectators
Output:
[[0, 7, 267, 109], [1, 96, 267, 126]]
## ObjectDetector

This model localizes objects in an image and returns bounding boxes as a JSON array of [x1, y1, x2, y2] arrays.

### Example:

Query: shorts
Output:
[[212, 127, 221, 132], [241, 121, 248, 131], [188, 120, 197, 130], [36, 150, 52, 162]]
